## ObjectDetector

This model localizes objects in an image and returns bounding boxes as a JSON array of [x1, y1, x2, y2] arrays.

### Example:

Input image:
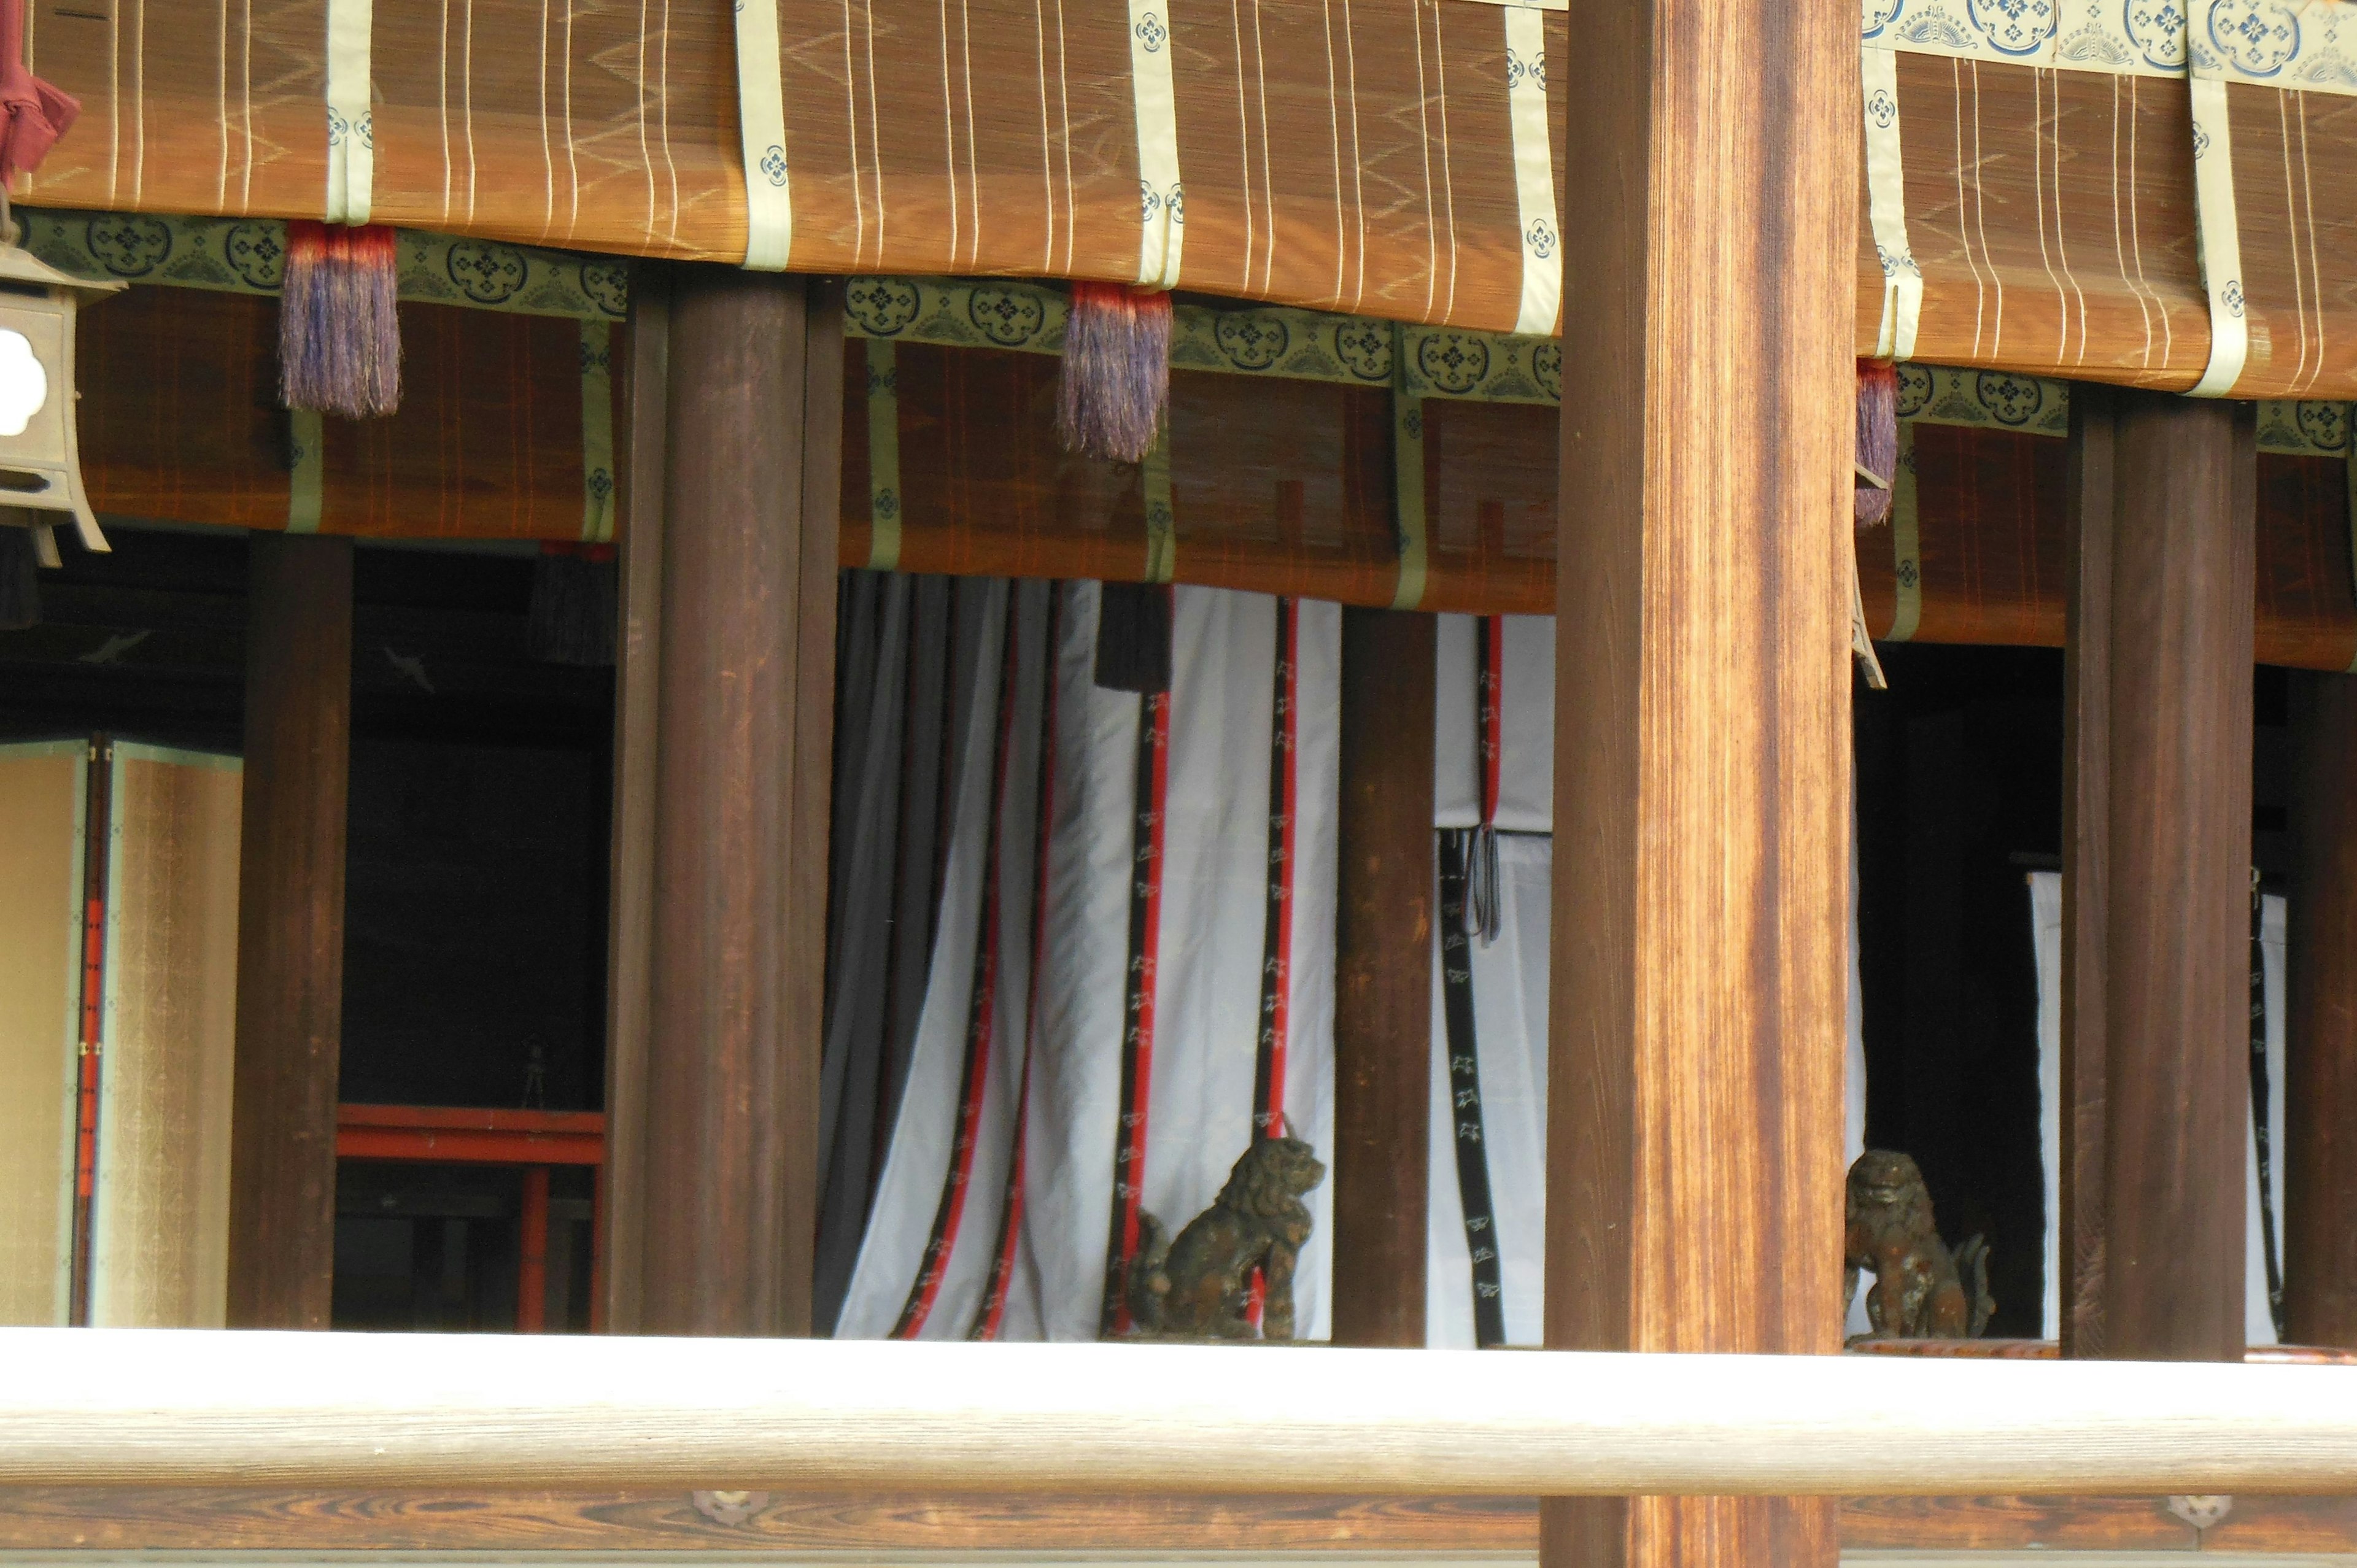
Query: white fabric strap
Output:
[[1887, 421, 1920, 642], [1128, 0, 1183, 289], [1142, 425, 1176, 582], [579, 322, 616, 543], [1391, 379, 1428, 611], [286, 409, 325, 534], [1861, 47, 1921, 360], [735, 0, 795, 270], [2188, 75, 2247, 396], [867, 338, 904, 572], [1503, 7, 1558, 338], [323, 0, 373, 223]]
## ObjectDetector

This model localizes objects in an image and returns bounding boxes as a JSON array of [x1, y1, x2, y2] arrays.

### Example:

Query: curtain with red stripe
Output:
[[832, 580, 1341, 1342]]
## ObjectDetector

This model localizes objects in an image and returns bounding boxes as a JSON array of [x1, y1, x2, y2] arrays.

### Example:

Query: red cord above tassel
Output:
[[1058, 281, 1171, 464], [1854, 358, 1897, 527], [280, 219, 402, 419]]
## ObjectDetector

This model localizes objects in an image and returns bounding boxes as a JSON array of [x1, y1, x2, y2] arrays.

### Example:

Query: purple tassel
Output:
[[1058, 282, 1171, 464], [280, 220, 402, 419]]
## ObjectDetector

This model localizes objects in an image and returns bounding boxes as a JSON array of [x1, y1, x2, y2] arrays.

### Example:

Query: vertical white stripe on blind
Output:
[[1127, 0, 1183, 289], [735, 0, 795, 269], [1862, 46, 1921, 361], [324, 0, 374, 222], [1503, 6, 1558, 338], [2189, 75, 2248, 396]]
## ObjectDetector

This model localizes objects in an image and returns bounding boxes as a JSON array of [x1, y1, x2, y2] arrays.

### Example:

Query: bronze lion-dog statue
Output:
[[1123, 1133, 1326, 1340], [1844, 1148, 1994, 1339]]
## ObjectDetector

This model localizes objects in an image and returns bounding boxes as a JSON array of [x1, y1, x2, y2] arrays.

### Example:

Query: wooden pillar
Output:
[[1331, 608, 1434, 1348], [631, 266, 842, 1338], [1542, 0, 1851, 1564], [2285, 670, 2357, 1347], [2059, 387, 2254, 1361], [598, 260, 671, 1335], [226, 533, 353, 1329]]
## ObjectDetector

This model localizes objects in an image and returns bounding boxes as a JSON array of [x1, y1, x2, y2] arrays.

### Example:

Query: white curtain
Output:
[[836, 582, 1341, 1342], [2027, 870, 2286, 1345]]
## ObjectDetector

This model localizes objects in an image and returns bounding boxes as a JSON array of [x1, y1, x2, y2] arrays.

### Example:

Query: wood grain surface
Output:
[[1547, 0, 1854, 1562], [2285, 671, 2357, 1350], [2064, 392, 2257, 1363], [2059, 385, 2116, 1360], [600, 268, 670, 1337], [1332, 607, 1436, 1350], [2, 1488, 2349, 1555], [226, 535, 353, 1330], [638, 268, 837, 1336], [6, 1331, 2357, 1495]]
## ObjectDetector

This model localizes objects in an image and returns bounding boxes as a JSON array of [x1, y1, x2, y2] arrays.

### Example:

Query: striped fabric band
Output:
[[1502, 7, 1558, 338], [1391, 365, 1428, 610], [1860, 46, 1921, 360], [1141, 429, 1177, 584], [579, 322, 615, 543], [973, 589, 1062, 1342], [2189, 75, 2248, 396], [1126, 0, 1183, 290], [1252, 597, 1300, 1141], [2249, 870, 2284, 1343], [323, 0, 373, 223], [1464, 617, 1503, 943], [866, 339, 904, 571], [893, 595, 1021, 1338], [1099, 688, 1171, 1338], [1437, 829, 1506, 1349], [735, 0, 795, 269], [1887, 422, 1922, 642], [285, 410, 325, 535]]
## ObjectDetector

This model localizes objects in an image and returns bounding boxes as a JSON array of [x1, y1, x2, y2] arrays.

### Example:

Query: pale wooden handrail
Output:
[[2, 1329, 2353, 1496]]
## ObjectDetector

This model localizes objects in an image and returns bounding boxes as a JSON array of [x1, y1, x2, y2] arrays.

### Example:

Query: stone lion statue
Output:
[[1844, 1149, 1994, 1340], [1122, 1132, 1326, 1340]]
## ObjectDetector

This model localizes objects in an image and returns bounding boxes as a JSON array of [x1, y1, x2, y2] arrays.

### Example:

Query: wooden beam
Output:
[[1543, 0, 1852, 1561], [1331, 607, 1435, 1348], [17, 1487, 2357, 1556], [2286, 670, 2357, 1348], [2061, 391, 2255, 1362], [225, 534, 352, 1330], [634, 268, 841, 1337], [6, 1331, 2357, 1494]]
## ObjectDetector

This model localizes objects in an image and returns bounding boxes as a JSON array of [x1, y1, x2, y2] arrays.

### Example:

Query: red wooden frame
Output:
[[334, 1104, 606, 1334]]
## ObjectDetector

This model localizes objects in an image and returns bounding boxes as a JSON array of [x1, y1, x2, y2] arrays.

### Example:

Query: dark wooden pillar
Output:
[[226, 533, 353, 1329], [598, 264, 671, 1335], [1331, 608, 1434, 1348], [2286, 670, 2357, 1347], [1543, 0, 1850, 1564], [633, 266, 842, 1337], [2061, 387, 2254, 1361]]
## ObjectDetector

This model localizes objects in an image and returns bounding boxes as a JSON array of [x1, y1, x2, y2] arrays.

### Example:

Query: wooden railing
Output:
[[2, 1331, 2354, 1496]]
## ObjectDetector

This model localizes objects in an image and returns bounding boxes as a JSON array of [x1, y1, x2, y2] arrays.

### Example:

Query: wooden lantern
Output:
[[0, 238, 122, 558]]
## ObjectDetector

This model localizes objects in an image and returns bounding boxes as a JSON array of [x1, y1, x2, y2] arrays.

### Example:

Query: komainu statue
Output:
[[1123, 1133, 1326, 1340], [1844, 1149, 1994, 1339]]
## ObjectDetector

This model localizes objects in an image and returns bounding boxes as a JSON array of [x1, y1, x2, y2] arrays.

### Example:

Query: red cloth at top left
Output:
[[0, 0, 77, 183]]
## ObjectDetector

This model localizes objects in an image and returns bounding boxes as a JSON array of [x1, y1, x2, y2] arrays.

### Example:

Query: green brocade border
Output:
[[18, 217, 2343, 449], [21, 207, 629, 321], [842, 276, 1562, 404], [1896, 362, 2348, 458]]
